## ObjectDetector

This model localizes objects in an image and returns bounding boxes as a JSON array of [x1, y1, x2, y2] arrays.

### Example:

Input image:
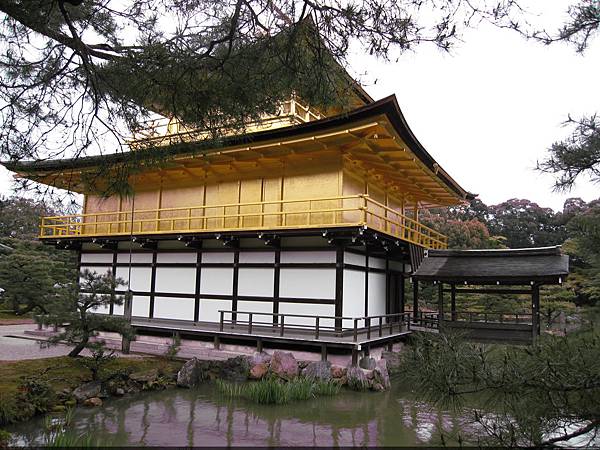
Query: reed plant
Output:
[[216, 376, 341, 405]]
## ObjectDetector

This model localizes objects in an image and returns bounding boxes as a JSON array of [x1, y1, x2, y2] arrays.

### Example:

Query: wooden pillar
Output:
[[351, 347, 359, 366], [335, 245, 344, 332], [256, 338, 263, 353], [149, 250, 158, 319], [532, 284, 540, 343], [109, 250, 118, 315], [364, 247, 369, 316], [214, 335, 221, 350], [321, 344, 328, 362], [273, 246, 281, 325], [194, 244, 203, 323], [399, 275, 405, 314], [450, 284, 457, 321], [232, 247, 240, 323], [437, 282, 444, 330], [412, 279, 419, 322]]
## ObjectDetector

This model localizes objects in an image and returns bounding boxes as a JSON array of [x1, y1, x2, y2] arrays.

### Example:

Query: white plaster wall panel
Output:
[[202, 252, 234, 263], [369, 257, 386, 269], [156, 252, 197, 264], [200, 268, 233, 295], [155, 267, 196, 294], [117, 253, 153, 263], [278, 302, 335, 328], [93, 305, 110, 314], [368, 273, 387, 316], [280, 250, 335, 264], [112, 302, 124, 316], [279, 268, 336, 299], [154, 297, 195, 320], [344, 251, 366, 266], [115, 266, 152, 292], [80, 253, 113, 264], [80, 266, 112, 279], [199, 299, 231, 322], [131, 295, 150, 318], [238, 268, 274, 297], [238, 251, 275, 264], [236, 300, 273, 316], [342, 269, 365, 328], [89, 294, 110, 314]]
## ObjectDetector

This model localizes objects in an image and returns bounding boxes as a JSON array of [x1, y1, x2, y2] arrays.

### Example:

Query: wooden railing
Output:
[[39, 194, 448, 249], [442, 310, 533, 324], [219, 310, 412, 342]]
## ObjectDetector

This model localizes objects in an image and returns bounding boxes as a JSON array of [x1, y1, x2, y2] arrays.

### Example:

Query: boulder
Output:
[[129, 368, 159, 384], [381, 351, 403, 374], [177, 358, 203, 388], [83, 397, 103, 407], [219, 356, 250, 382], [302, 361, 332, 382], [270, 351, 299, 380], [359, 356, 376, 370], [250, 352, 271, 365], [330, 365, 346, 379], [346, 366, 370, 391], [248, 352, 271, 380], [114, 388, 125, 396], [72, 381, 102, 403], [372, 359, 391, 391], [249, 363, 269, 380]]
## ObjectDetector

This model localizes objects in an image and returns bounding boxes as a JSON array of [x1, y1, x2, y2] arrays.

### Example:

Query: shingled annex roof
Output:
[[413, 246, 569, 285]]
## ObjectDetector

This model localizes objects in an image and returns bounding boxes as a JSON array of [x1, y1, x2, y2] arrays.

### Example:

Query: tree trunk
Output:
[[68, 335, 88, 357]]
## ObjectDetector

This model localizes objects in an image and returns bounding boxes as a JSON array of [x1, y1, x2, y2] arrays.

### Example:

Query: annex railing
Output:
[[219, 310, 412, 342], [441, 310, 533, 324], [39, 194, 448, 249]]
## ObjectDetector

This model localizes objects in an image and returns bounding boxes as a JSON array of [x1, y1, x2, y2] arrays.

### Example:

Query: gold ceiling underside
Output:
[[23, 115, 466, 208]]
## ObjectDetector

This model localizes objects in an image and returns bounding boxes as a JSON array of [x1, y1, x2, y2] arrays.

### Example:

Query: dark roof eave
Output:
[[2, 95, 472, 199]]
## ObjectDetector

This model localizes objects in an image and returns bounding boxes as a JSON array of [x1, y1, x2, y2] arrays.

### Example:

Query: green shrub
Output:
[[0, 429, 11, 447], [16, 377, 54, 417], [0, 395, 18, 425]]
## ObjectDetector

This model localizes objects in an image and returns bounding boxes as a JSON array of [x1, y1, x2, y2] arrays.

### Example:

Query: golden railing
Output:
[[39, 195, 448, 249], [130, 98, 324, 148]]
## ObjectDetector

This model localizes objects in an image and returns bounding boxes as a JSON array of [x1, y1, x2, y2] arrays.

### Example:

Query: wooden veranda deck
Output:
[[129, 311, 413, 358]]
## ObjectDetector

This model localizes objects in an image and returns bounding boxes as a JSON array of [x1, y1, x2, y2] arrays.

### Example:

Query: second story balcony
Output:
[[39, 195, 448, 249]]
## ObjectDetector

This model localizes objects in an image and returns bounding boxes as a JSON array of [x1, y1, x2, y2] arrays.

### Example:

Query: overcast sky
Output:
[[0, 2, 598, 211]]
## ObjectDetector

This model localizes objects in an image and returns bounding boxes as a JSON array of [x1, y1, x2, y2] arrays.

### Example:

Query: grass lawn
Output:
[[0, 356, 182, 409], [0, 310, 34, 323]]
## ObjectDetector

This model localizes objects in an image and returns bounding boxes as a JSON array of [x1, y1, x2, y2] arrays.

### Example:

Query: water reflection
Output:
[[9, 380, 470, 447]]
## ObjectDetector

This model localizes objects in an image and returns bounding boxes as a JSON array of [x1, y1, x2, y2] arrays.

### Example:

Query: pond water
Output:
[[7, 379, 475, 447]]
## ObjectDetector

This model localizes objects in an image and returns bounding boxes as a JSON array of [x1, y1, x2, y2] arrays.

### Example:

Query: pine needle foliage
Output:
[[400, 330, 600, 447]]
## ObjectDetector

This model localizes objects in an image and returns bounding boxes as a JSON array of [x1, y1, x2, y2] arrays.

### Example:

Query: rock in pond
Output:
[[372, 359, 391, 391], [177, 357, 203, 388], [219, 355, 250, 382], [381, 351, 403, 373], [129, 368, 159, 384], [83, 397, 103, 407], [72, 380, 102, 403], [302, 361, 332, 382], [346, 366, 370, 391], [359, 356, 376, 370], [249, 352, 271, 380], [270, 351, 299, 380], [330, 365, 347, 379]]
